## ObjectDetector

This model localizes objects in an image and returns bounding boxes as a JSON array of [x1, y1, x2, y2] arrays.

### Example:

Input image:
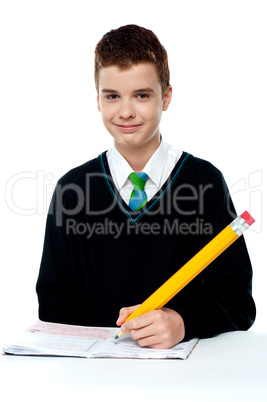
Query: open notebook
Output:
[[2, 320, 198, 360]]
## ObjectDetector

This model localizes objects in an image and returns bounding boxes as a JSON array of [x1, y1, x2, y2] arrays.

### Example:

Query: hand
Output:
[[116, 306, 185, 349]]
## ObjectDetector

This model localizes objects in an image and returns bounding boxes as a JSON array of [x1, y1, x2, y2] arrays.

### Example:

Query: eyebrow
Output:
[[101, 89, 118, 94], [101, 88, 155, 94]]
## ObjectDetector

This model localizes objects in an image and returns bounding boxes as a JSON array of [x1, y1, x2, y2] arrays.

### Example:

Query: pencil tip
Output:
[[115, 335, 118, 339]]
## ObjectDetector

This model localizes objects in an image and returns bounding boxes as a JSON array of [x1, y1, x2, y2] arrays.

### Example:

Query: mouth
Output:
[[116, 124, 141, 133]]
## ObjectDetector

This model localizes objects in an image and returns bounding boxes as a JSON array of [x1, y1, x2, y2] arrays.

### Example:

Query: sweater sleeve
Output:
[[176, 167, 256, 341], [36, 178, 85, 325]]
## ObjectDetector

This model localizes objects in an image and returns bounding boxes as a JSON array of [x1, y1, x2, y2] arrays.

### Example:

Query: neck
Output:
[[115, 135, 161, 172]]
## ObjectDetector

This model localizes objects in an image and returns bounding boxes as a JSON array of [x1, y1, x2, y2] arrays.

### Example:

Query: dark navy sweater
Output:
[[36, 151, 256, 341]]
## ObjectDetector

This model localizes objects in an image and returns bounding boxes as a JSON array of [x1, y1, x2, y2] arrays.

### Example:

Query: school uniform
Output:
[[36, 140, 256, 341]]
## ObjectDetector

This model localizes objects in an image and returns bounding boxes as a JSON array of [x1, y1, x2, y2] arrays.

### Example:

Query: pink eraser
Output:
[[241, 211, 255, 226]]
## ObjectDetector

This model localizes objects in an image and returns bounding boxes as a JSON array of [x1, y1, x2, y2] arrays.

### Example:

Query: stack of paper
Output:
[[2, 320, 198, 360]]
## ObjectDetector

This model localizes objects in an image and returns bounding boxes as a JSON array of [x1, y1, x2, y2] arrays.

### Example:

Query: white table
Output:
[[1, 331, 266, 402]]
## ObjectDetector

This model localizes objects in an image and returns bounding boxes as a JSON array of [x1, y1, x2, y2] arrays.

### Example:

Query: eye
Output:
[[137, 93, 149, 99], [106, 94, 119, 100]]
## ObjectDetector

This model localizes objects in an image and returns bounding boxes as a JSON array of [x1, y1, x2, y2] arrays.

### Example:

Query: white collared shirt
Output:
[[106, 139, 183, 205]]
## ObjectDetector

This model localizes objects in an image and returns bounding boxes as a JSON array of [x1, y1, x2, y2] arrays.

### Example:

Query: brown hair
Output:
[[94, 25, 170, 97]]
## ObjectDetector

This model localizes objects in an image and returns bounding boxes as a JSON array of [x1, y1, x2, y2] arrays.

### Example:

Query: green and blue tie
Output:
[[129, 172, 148, 211]]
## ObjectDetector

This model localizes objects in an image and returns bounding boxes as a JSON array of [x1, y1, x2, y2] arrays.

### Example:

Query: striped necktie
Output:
[[129, 172, 148, 211]]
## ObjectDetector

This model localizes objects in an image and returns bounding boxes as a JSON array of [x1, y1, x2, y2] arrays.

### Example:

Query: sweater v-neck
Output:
[[98, 150, 191, 224]]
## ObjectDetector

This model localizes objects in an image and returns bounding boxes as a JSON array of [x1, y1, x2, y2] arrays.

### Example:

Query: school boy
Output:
[[36, 25, 256, 349]]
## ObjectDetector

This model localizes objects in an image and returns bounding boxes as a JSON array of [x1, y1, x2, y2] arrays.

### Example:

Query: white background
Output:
[[0, 0, 266, 343]]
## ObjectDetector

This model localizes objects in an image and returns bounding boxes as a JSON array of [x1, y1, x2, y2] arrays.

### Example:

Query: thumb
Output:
[[116, 305, 140, 326]]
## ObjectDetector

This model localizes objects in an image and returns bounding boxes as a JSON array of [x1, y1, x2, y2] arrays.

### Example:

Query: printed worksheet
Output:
[[26, 320, 113, 340], [94, 333, 199, 359], [3, 331, 99, 357], [3, 321, 115, 357], [2, 320, 198, 360]]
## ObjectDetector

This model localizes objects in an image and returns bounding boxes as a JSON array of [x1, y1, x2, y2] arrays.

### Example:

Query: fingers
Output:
[[124, 310, 155, 333], [117, 308, 185, 349], [125, 310, 165, 345]]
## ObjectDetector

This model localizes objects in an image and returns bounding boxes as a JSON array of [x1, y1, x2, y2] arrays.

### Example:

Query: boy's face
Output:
[[97, 63, 172, 152]]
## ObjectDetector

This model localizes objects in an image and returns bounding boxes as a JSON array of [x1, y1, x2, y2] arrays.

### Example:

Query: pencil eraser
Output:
[[241, 211, 255, 226]]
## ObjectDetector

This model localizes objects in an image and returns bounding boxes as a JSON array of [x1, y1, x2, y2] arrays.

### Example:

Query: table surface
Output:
[[1, 330, 266, 402]]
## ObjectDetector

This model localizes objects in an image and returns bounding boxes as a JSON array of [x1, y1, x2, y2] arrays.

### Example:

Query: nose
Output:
[[119, 99, 136, 120]]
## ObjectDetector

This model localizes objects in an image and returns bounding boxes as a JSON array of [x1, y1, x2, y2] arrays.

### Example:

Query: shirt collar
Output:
[[108, 146, 133, 191], [142, 139, 169, 187], [108, 138, 169, 190]]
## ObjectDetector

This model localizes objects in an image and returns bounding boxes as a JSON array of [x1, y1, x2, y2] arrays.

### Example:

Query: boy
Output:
[[36, 25, 256, 349]]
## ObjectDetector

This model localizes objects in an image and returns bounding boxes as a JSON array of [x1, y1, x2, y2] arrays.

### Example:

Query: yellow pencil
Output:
[[115, 211, 255, 339]]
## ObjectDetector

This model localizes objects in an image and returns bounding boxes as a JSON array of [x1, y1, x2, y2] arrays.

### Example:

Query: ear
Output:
[[97, 94, 101, 112], [162, 86, 172, 111]]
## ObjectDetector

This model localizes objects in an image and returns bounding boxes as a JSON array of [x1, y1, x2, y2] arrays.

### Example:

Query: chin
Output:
[[113, 134, 143, 147]]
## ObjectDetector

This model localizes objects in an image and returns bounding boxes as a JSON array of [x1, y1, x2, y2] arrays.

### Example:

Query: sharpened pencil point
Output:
[[115, 335, 118, 339]]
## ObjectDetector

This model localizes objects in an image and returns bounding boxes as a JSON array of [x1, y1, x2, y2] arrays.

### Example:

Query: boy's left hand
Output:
[[116, 306, 185, 349]]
